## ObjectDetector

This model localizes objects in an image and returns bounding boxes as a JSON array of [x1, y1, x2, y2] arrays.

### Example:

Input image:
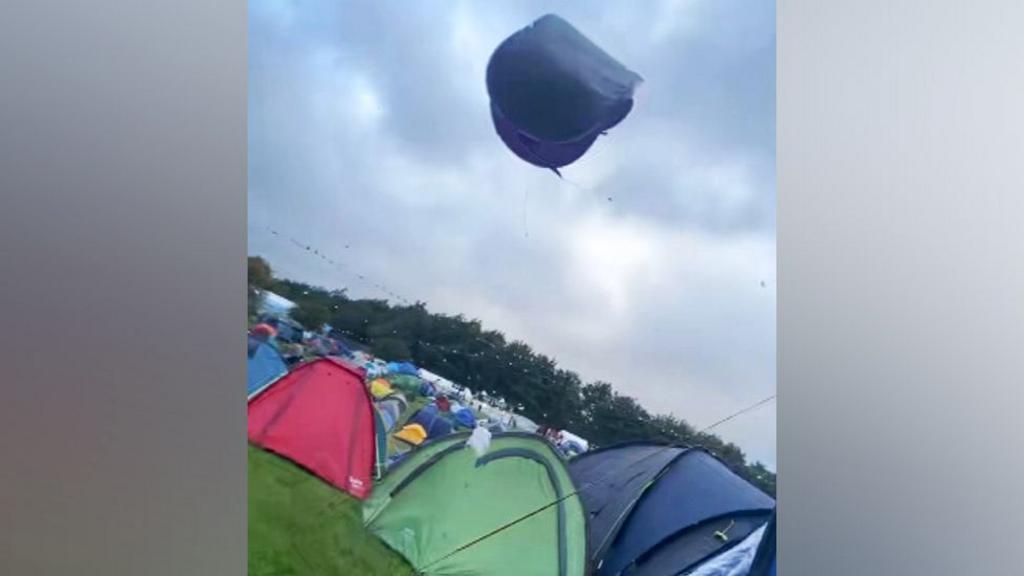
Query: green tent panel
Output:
[[364, 432, 587, 576], [385, 373, 424, 396]]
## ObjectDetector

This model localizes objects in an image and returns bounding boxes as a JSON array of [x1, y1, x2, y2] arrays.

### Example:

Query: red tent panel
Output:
[[247, 358, 375, 499]]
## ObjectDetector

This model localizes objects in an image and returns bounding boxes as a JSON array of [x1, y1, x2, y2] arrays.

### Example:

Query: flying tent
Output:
[[247, 358, 376, 499], [487, 14, 642, 174], [246, 335, 288, 399], [364, 432, 588, 576], [568, 443, 775, 576]]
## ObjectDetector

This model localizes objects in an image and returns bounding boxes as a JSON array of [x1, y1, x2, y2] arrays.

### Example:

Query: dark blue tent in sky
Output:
[[569, 442, 775, 575], [486, 14, 642, 175], [247, 335, 288, 399]]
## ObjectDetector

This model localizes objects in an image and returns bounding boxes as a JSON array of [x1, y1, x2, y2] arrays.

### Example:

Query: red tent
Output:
[[248, 358, 375, 499]]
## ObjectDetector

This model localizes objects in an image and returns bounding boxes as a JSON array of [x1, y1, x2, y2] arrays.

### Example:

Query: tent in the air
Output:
[[247, 358, 376, 499], [364, 432, 588, 576], [247, 335, 288, 399], [568, 442, 775, 576]]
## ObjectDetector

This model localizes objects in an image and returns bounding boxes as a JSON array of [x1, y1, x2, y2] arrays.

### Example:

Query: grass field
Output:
[[248, 445, 413, 576]]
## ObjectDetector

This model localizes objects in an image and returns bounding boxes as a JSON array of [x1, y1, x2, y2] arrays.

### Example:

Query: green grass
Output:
[[248, 445, 413, 576]]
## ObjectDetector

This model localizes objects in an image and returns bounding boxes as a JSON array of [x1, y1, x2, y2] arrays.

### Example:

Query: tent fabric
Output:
[[684, 525, 766, 576], [409, 405, 453, 439], [747, 512, 776, 576], [247, 335, 288, 399], [382, 391, 408, 411], [395, 361, 419, 375], [385, 373, 423, 396], [419, 381, 437, 397], [453, 407, 477, 429], [569, 443, 775, 576], [378, 405, 398, 433], [395, 423, 427, 446], [377, 398, 406, 432], [364, 432, 588, 576], [373, 407, 389, 479], [369, 378, 394, 399], [486, 14, 642, 171], [248, 358, 376, 499]]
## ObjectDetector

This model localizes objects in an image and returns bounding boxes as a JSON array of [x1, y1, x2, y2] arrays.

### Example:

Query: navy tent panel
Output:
[[486, 14, 642, 172], [453, 407, 476, 429], [569, 443, 775, 576], [748, 512, 776, 576], [409, 404, 453, 438], [247, 336, 288, 398]]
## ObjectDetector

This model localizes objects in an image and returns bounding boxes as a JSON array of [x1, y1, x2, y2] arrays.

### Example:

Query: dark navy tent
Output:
[[408, 404, 454, 439], [747, 512, 776, 576], [569, 442, 775, 576], [487, 14, 642, 174], [247, 335, 288, 399]]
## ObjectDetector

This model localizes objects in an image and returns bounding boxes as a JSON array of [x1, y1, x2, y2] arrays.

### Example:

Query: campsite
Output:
[[247, 6, 776, 575], [247, 258, 776, 576]]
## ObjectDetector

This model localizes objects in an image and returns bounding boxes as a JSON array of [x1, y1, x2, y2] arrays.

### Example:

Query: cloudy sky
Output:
[[248, 0, 776, 468]]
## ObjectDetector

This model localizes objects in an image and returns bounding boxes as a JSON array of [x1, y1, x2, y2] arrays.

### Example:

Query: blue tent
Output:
[[569, 443, 775, 576], [247, 336, 288, 398], [395, 361, 419, 376], [748, 511, 776, 576], [408, 404, 453, 439], [452, 407, 477, 429], [419, 381, 437, 397]]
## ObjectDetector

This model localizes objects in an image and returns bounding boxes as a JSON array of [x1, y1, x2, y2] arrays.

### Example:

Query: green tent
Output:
[[384, 373, 424, 396], [364, 432, 587, 576]]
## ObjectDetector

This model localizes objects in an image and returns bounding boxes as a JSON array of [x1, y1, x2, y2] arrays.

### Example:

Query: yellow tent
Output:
[[394, 423, 427, 446], [370, 378, 393, 399]]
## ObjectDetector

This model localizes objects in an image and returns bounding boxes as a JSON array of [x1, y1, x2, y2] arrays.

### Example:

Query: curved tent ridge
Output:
[[569, 442, 775, 576], [364, 432, 588, 576]]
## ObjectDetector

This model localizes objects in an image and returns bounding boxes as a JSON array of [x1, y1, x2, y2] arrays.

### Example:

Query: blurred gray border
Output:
[[0, 0, 245, 573], [2, 0, 1023, 574], [779, 1, 1024, 574]]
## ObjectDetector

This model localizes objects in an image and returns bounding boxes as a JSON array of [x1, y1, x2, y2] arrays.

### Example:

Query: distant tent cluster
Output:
[[246, 351, 775, 574]]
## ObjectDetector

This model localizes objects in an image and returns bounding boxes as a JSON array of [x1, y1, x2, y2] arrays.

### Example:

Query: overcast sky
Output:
[[248, 0, 777, 468]]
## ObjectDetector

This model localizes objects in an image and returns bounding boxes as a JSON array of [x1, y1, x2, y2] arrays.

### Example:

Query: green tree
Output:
[[290, 302, 329, 331], [248, 256, 274, 289], [245, 262, 777, 496]]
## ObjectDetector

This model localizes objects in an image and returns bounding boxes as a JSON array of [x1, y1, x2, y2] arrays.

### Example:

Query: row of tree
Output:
[[248, 256, 776, 495]]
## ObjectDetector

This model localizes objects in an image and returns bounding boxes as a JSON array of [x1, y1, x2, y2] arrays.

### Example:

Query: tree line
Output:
[[249, 256, 776, 495]]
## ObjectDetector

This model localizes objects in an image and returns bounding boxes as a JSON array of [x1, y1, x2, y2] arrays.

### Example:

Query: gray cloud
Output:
[[249, 0, 776, 467]]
